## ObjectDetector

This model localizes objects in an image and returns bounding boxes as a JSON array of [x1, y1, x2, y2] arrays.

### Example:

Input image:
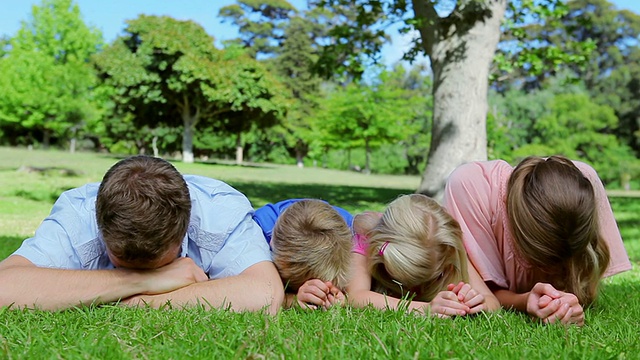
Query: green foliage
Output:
[[0, 0, 102, 149], [219, 0, 298, 58], [93, 15, 288, 162], [493, 0, 596, 89]]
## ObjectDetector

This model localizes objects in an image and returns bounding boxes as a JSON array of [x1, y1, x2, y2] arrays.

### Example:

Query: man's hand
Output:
[[139, 257, 208, 295]]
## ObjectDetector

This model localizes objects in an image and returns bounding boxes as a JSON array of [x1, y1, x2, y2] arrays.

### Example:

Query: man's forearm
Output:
[[123, 261, 285, 314], [0, 257, 148, 310]]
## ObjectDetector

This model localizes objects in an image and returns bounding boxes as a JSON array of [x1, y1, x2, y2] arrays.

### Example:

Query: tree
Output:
[[315, 0, 594, 199], [314, 67, 417, 173], [93, 15, 287, 163], [0, 0, 102, 150], [514, 92, 636, 184]]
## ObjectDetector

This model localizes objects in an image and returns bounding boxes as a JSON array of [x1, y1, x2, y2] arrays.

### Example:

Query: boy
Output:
[[253, 199, 353, 309]]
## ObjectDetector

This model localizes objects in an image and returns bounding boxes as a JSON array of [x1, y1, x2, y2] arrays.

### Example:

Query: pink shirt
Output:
[[442, 160, 631, 293]]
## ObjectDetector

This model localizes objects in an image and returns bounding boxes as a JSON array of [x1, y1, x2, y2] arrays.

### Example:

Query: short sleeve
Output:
[[574, 162, 632, 277], [185, 176, 272, 278], [442, 161, 510, 289], [11, 184, 104, 269]]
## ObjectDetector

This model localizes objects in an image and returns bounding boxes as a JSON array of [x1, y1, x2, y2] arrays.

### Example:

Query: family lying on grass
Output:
[[0, 155, 630, 327]]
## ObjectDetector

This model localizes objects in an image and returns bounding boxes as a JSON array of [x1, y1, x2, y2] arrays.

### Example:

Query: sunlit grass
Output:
[[1, 147, 639, 359]]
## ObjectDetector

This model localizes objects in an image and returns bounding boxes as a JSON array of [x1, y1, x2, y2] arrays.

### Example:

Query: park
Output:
[[1, 0, 640, 358]]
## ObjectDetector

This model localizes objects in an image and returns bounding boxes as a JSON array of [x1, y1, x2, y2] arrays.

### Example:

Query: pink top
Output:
[[353, 233, 368, 255], [442, 160, 632, 293]]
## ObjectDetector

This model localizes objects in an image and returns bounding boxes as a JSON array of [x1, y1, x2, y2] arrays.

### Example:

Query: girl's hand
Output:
[[525, 282, 584, 326], [539, 291, 584, 326], [428, 290, 470, 318], [448, 282, 487, 314]]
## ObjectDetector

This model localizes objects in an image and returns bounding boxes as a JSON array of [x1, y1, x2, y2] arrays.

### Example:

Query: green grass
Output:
[[1, 146, 639, 359]]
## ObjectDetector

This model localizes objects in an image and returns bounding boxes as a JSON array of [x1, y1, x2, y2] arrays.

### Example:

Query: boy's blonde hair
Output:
[[507, 155, 611, 305], [271, 200, 353, 291], [364, 194, 468, 302]]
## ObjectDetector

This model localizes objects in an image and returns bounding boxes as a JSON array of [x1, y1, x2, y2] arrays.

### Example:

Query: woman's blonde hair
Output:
[[507, 155, 611, 305], [271, 200, 353, 292], [363, 194, 468, 302]]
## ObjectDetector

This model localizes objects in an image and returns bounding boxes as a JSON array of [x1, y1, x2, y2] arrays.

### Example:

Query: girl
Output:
[[347, 194, 500, 317], [442, 155, 632, 325]]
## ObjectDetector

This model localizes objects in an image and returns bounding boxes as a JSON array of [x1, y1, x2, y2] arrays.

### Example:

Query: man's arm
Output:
[[0, 255, 208, 311], [121, 261, 285, 315]]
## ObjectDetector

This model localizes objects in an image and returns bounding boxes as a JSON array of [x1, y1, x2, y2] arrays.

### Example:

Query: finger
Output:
[[432, 299, 470, 316], [297, 292, 326, 307], [432, 304, 468, 317], [544, 303, 570, 325], [304, 279, 329, 293], [461, 287, 476, 303], [463, 293, 484, 309], [457, 284, 472, 301], [533, 283, 561, 299], [560, 306, 574, 325], [452, 282, 465, 295], [300, 285, 330, 300], [297, 299, 318, 310], [536, 298, 562, 319], [537, 295, 554, 308]]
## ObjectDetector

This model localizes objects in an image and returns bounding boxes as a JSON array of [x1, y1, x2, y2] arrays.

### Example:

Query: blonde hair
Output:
[[507, 155, 611, 305], [271, 200, 353, 291], [363, 194, 468, 302]]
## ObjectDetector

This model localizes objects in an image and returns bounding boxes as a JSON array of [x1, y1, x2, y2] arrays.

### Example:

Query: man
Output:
[[0, 155, 284, 313]]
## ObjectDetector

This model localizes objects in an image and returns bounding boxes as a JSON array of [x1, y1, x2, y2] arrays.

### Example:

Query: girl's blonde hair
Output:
[[507, 155, 611, 305], [362, 194, 468, 302]]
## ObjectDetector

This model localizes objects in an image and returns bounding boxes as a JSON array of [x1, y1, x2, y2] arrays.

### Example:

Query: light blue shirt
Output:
[[13, 175, 272, 279]]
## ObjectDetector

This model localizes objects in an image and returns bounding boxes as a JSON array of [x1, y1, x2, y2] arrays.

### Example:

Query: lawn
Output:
[[1, 147, 639, 359]]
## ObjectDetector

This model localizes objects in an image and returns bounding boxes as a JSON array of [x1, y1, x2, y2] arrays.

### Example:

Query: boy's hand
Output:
[[296, 279, 343, 310]]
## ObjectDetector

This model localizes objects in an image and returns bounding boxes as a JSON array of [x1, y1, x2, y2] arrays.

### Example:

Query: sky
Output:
[[1, 0, 639, 67]]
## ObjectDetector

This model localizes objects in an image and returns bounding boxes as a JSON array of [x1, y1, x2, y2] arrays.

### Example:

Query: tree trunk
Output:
[[235, 133, 244, 165], [364, 138, 371, 175], [181, 107, 199, 163], [152, 136, 159, 157], [296, 150, 304, 168], [43, 129, 51, 149], [415, 0, 507, 200]]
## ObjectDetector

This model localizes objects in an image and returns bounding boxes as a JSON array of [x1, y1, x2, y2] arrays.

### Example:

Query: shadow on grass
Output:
[[0, 235, 25, 260], [229, 181, 413, 210]]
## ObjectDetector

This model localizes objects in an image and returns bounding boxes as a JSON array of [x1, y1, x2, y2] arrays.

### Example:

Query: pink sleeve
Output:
[[352, 233, 368, 255], [574, 162, 632, 277], [442, 161, 509, 289]]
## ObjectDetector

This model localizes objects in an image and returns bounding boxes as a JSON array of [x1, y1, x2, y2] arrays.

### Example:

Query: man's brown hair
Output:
[[271, 200, 353, 291], [507, 155, 611, 305], [96, 155, 191, 267]]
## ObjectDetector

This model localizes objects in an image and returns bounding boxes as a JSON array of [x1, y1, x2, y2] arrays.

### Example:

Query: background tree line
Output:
[[0, 0, 639, 191]]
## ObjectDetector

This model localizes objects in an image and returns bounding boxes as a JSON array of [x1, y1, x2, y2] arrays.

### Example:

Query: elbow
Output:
[[268, 284, 285, 315]]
